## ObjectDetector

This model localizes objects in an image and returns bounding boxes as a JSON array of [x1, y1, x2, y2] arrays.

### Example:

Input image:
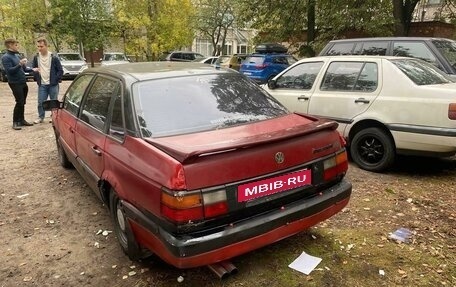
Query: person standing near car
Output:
[[1, 38, 35, 130], [32, 37, 63, 124]]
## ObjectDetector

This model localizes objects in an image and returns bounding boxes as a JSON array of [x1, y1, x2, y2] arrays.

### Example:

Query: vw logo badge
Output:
[[275, 152, 285, 164]]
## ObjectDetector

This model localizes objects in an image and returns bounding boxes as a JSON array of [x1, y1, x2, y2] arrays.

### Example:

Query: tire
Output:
[[109, 190, 150, 261], [350, 127, 395, 172], [55, 137, 73, 169]]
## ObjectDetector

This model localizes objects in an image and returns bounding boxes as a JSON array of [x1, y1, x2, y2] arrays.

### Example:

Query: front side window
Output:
[[275, 62, 324, 90], [321, 62, 378, 92], [133, 73, 288, 138], [390, 59, 452, 85], [359, 41, 388, 55], [80, 76, 120, 131], [63, 74, 94, 116]]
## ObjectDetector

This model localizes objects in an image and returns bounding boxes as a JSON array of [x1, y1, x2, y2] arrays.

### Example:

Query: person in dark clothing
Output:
[[1, 38, 34, 130]]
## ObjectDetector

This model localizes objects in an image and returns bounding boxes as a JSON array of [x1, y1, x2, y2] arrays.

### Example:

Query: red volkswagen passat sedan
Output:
[[44, 62, 352, 269]]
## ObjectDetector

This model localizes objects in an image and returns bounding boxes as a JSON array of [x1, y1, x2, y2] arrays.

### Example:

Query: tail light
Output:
[[161, 191, 203, 223], [255, 64, 267, 70], [323, 150, 348, 181], [448, 103, 456, 120], [161, 188, 228, 224]]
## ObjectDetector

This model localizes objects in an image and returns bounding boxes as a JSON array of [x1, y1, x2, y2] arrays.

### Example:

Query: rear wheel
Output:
[[109, 190, 151, 260], [350, 127, 395, 172]]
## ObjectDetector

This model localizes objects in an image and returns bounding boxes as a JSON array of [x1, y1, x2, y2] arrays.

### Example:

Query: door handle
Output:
[[91, 146, 102, 156], [297, 95, 310, 101], [69, 127, 74, 133], [354, 98, 370, 104]]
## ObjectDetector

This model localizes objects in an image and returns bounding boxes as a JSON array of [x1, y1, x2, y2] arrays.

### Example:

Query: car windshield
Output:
[[390, 58, 452, 85], [59, 54, 83, 61], [432, 39, 456, 68], [133, 73, 289, 138], [104, 54, 126, 61]]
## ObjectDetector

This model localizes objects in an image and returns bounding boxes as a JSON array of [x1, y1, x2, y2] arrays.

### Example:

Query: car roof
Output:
[[296, 55, 411, 62], [327, 37, 454, 43], [86, 61, 234, 81]]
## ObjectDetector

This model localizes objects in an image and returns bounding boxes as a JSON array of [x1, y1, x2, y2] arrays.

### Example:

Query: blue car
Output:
[[240, 52, 297, 84]]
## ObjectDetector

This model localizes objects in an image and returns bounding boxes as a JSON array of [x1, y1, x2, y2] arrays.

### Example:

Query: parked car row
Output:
[[37, 37, 456, 274]]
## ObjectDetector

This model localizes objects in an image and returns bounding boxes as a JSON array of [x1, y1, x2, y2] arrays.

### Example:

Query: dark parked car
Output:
[[43, 62, 351, 270], [319, 37, 456, 78], [0, 50, 33, 82]]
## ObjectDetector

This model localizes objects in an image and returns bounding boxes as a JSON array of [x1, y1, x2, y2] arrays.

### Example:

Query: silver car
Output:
[[57, 53, 88, 79]]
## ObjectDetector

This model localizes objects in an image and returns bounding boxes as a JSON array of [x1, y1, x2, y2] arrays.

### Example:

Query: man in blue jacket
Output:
[[32, 37, 63, 124], [1, 38, 34, 130]]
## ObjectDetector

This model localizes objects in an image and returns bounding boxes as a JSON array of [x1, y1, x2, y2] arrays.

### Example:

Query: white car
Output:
[[262, 56, 456, 172], [100, 52, 130, 66], [57, 53, 88, 79], [199, 56, 219, 65]]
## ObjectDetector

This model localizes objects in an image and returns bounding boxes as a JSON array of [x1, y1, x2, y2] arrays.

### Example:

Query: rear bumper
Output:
[[123, 179, 351, 268]]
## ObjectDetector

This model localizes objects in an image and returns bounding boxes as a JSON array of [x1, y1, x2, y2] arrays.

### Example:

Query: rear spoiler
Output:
[[145, 114, 338, 163]]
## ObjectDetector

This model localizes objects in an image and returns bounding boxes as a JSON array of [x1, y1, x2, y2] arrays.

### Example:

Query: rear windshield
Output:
[[432, 39, 456, 68], [133, 73, 288, 137], [244, 56, 265, 65], [390, 58, 452, 85]]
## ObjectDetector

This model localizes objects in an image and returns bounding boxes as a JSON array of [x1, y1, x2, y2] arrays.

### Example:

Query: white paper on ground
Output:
[[288, 251, 322, 275]]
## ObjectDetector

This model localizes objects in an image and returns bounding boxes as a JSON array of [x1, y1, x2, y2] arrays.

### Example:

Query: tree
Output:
[[49, 0, 114, 66], [113, 0, 194, 60], [193, 0, 237, 56], [237, 0, 394, 57]]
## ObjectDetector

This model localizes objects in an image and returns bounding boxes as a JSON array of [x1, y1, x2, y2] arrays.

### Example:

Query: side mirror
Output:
[[268, 79, 277, 90], [99, 58, 102, 61], [43, 99, 63, 111]]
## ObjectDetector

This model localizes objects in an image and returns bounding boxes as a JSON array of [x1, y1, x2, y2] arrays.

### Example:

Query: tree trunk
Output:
[[307, 0, 316, 57], [392, 0, 420, 36]]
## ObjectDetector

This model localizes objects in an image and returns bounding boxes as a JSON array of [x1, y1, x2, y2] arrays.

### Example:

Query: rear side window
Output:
[[325, 43, 355, 55], [63, 74, 94, 116], [170, 53, 182, 60], [432, 39, 456, 68], [321, 62, 378, 92], [393, 42, 440, 67], [272, 56, 288, 65], [391, 59, 451, 85], [275, 62, 324, 90]]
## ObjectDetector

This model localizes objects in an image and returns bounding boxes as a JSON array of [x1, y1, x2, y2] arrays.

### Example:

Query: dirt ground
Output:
[[0, 80, 455, 287]]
